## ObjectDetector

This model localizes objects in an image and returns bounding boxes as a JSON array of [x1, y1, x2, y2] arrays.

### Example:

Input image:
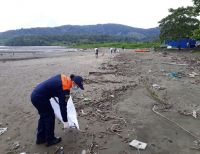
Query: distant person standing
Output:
[[95, 48, 99, 58], [122, 46, 125, 51], [110, 48, 113, 54], [113, 48, 117, 53]]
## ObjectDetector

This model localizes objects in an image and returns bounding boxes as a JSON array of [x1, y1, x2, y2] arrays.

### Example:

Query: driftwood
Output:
[[108, 124, 123, 138], [161, 62, 188, 66], [85, 78, 121, 84], [89, 71, 115, 76]]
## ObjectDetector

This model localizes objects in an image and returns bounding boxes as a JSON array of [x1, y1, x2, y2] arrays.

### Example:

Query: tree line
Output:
[[159, 0, 200, 41], [5, 34, 153, 46]]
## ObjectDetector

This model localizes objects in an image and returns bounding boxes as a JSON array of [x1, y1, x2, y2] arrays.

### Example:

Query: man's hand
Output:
[[63, 122, 69, 129]]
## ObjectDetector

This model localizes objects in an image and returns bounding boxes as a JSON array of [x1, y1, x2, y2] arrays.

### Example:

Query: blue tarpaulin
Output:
[[166, 38, 196, 48]]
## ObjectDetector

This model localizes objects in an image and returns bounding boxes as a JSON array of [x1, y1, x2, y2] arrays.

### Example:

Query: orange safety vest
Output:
[[61, 74, 73, 90]]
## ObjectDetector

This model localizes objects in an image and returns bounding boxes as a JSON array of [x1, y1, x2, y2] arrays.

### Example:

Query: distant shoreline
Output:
[[0, 46, 79, 53], [0, 46, 83, 61]]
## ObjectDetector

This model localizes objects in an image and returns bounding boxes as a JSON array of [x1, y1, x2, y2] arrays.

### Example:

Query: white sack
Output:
[[50, 96, 79, 129]]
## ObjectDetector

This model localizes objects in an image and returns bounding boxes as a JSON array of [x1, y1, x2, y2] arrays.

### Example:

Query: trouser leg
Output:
[[31, 97, 55, 143], [44, 113, 55, 142], [37, 116, 45, 141]]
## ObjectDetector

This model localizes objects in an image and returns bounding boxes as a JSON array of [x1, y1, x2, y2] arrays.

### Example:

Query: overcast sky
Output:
[[0, 0, 193, 32]]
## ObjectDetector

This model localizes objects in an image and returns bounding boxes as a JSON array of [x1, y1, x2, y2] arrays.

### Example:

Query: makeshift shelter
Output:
[[165, 38, 196, 48]]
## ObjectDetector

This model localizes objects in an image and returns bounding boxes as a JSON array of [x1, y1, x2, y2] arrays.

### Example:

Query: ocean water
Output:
[[0, 46, 78, 53]]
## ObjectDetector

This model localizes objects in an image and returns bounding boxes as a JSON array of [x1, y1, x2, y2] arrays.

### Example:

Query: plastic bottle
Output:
[[60, 147, 64, 154]]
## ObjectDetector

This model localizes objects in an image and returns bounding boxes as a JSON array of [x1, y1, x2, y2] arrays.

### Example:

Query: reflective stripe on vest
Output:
[[61, 74, 72, 90]]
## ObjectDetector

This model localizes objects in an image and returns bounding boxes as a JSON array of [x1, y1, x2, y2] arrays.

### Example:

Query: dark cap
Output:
[[73, 76, 84, 90]]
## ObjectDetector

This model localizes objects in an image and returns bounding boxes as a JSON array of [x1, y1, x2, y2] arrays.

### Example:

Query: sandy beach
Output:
[[0, 46, 200, 154]]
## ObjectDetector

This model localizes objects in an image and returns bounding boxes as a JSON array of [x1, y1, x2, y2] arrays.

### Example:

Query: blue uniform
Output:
[[31, 74, 72, 142]]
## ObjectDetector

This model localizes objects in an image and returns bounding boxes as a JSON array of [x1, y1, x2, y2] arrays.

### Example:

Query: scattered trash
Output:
[[81, 150, 87, 154], [54, 146, 64, 154], [192, 110, 197, 118], [160, 69, 165, 72], [189, 74, 195, 78], [110, 95, 114, 98], [89, 71, 115, 76], [152, 84, 160, 90], [11, 141, 20, 150], [129, 139, 147, 150], [191, 140, 200, 150], [83, 97, 91, 102], [59, 147, 64, 154], [190, 79, 200, 84], [192, 107, 200, 118], [189, 72, 199, 78], [81, 110, 87, 116], [20, 152, 26, 154], [152, 84, 166, 90], [0, 127, 7, 135], [178, 109, 200, 119], [148, 69, 152, 73], [6, 137, 11, 141], [193, 140, 200, 146], [83, 97, 91, 105], [162, 62, 188, 66], [98, 134, 104, 138], [178, 110, 193, 116], [167, 72, 182, 78], [96, 109, 102, 113]]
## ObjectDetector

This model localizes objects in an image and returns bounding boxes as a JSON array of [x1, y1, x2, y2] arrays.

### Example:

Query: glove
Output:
[[63, 122, 69, 129]]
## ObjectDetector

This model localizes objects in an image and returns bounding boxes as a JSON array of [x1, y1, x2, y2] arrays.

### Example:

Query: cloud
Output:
[[0, 0, 193, 32]]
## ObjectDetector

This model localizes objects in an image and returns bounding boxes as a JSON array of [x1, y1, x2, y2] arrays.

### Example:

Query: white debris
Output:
[[192, 110, 197, 118], [11, 141, 20, 150], [192, 72, 199, 76], [189, 74, 195, 78], [0, 127, 7, 135], [162, 62, 188, 66], [189, 72, 199, 78], [81, 110, 87, 116], [192, 107, 200, 118], [152, 84, 165, 90], [81, 150, 87, 154], [152, 84, 160, 89], [129, 139, 147, 150], [83, 97, 91, 102], [110, 95, 114, 98]]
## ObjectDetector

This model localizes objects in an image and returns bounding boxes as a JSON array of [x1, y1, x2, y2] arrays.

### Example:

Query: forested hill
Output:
[[0, 24, 160, 46]]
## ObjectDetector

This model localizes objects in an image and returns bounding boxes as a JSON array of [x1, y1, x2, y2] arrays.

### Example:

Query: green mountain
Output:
[[0, 24, 160, 46]]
